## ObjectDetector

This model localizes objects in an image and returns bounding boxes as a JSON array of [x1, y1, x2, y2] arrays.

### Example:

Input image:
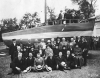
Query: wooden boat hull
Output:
[[2, 22, 95, 47]]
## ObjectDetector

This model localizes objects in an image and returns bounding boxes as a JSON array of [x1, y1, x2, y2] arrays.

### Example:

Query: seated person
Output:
[[23, 52, 34, 73], [38, 49, 45, 57], [22, 47, 28, 59], [65, 50, 76, 69], [30, 47, 35, 57], [34, 53, 45, 72], [53, 45, 60, 57], [73, 44, 83, 69], [61, 46, 67, 56], [10, 53, 26, 74], [45, 46, 53, 60], [45, 53, 57, 72], [56, 52, 67, 71]]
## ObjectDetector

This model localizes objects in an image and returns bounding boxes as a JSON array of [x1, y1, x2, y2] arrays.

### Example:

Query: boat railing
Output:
[[47, 19, 89, 25]]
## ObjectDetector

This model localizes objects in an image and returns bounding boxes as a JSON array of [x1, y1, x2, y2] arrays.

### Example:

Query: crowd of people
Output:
[[8, 36, 93, 75]]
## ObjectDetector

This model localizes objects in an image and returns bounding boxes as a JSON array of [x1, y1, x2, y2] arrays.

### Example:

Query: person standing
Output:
[[9, 39, 17, 62], [57, 10, 63, 24]]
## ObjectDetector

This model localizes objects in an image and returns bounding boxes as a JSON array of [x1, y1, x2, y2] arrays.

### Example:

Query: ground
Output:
[[0, 42, 100, 78]]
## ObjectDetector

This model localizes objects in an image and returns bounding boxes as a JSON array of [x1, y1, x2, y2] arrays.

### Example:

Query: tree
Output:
[[20, 12, 40, 28], [47, 6, 56, 21], [71, 0, 97, 19]]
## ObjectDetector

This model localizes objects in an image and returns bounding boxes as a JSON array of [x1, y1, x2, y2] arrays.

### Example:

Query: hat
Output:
[[41, 39, 44, 41], [12, 39, 16, 41], [46, 67, 52, 72], [47, 40, 51, 42], [61, 62, 66, 66], [37, 65, 42, 70], [62, 37, 65, 40], [51, 38, 54, 41], [35, 39, 38, 42]]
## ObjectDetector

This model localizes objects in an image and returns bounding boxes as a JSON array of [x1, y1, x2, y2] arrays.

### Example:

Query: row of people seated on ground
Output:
[[10, 43, 88, 74]]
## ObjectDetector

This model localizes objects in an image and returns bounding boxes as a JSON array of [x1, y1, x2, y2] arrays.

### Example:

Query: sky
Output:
[[0, 0, 100, 23]]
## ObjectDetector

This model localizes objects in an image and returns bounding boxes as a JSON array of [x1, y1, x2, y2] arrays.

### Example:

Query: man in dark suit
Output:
[[81, 38, 89, 66], [10, 53, 25, 74], [56, 52, 67, 71], [53, 45, 60, 57], [45, 53, 57, 71], [58, 10, 63, 24], [65, 50, 76, 69], [9, 39, 17, 61]]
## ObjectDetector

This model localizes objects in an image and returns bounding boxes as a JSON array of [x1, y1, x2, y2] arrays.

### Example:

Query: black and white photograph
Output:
[[0, 0, 100, 78]]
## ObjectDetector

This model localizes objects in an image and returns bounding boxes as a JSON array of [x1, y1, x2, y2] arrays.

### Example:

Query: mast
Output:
[[45, 0, 47, 24]]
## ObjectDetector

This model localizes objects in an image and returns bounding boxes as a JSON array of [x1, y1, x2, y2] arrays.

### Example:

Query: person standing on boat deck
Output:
[[57, 10, 63, 24], [9, 39, 17, 62]]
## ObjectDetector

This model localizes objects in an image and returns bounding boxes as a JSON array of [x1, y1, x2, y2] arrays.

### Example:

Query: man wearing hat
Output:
[[58, 10, 63, 24], [9, 39, 17, 61]]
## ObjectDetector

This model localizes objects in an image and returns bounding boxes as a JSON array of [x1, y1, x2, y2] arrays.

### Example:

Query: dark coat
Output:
[[11, 57, 26, 71], [9, 43, 17, 56], [67, 47, 74, 54], [56, 56, 66, 65], [9, 43, 17, 61], [46, 56, 57, 70], [58, 13, 63, 20], [61, 49, 67, 56], [65, 54, 76, 67], [27, 57, 34, 67], [53, 48, 60, 56]]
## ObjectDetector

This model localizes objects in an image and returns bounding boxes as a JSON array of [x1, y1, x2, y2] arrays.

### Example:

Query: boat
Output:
[[2, 18, 95, 47]]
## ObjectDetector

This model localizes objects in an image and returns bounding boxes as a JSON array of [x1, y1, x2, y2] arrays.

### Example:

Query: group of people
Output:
[[8, 36, 89, 74], [57, 10, 80, 24]]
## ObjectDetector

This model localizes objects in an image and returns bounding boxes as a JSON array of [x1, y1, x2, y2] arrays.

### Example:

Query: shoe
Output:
[[7, 72, 13, 75], [75, 65, 77, 68], [67, 67, 71, 70], [79, 66, 81, 69]]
